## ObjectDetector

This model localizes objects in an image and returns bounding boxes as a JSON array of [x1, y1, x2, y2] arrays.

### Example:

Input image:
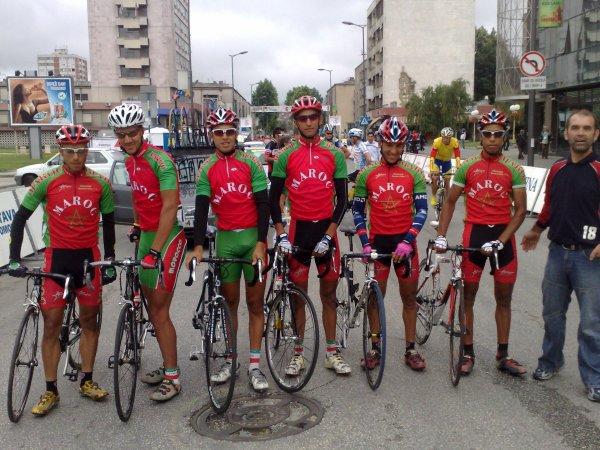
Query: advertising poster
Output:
[[8, 77, 74, 126], [538, 0, 563, 28]]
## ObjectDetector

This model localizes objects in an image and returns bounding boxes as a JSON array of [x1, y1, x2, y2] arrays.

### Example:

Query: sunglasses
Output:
[[115, 129, 141, 139], [295, 113, 320, 123], [481, 130, 507, 139], [61, 148, 88, 155], [212, 128, 237, 137]]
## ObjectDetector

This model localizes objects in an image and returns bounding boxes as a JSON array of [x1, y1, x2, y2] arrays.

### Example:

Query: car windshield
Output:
[[109, 150, 125, 161]]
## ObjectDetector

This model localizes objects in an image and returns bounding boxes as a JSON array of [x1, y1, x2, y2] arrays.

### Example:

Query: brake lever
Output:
[[185, 257, 197, 287], [257, 259, 263, 284]]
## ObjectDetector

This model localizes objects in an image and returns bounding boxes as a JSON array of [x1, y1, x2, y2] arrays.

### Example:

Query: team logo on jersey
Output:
[[57, 184, 71, 192], [370, 182, 411, 202], [375, 173, 386, 179], [289, 169, 332, 190], [51, 196, 99, 217], [131, 181, 159, 202], [467, 179, 509, 200], [212, 182, 253, 205]]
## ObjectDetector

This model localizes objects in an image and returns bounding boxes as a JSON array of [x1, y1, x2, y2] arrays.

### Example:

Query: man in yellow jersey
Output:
[[429, 127, 461, 206]]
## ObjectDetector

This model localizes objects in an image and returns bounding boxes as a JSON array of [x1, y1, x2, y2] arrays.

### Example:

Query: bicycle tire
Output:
[[7, 306, 39, 423], [335, 272, 352, 349], [67, 303, 83, 372], [434, 187, 445, 222], [362, 282, 386, 390], [448, 282, 465, 386], [265, 286, 319, 393], [415, 258, 439, 345], [113, 304, 139, 422], [205, 299, 236, 414]]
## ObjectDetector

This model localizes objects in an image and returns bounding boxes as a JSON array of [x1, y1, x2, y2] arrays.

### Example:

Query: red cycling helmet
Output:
[[290, 95, 322, 116], [478, 109, 510, 131], [378, 116, 409, 144], [206, 107, 239, 130], [55, 124, 91, 146]]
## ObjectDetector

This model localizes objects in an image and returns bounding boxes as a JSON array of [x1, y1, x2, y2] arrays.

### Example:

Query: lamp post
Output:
[[229, 50, 248, 113], [250, 82, 259, 102], [342, 21, 367, 123], [470, 109, 481, 143], [318, 68, 334, 119], [509, 104, 521, 143]]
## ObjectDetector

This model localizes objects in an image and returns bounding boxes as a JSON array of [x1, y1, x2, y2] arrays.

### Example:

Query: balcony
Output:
[[117, 57, 150, 69], [115, 0, 146, 7], [117, 37, 149, 48], [119, 77, 150, 86], [116, 16, 148, 28]]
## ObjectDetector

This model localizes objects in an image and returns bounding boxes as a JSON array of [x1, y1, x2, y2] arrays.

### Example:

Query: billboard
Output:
[[538, 0, 563, 28], [8, 77, 74, 126]]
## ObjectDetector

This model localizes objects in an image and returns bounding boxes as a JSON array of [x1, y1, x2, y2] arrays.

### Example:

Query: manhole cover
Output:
[[190, 393, 324, 441]]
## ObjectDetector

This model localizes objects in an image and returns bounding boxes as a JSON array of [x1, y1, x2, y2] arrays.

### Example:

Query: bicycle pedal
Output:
[[189, 353, 199, 361], [108, 355, 115, 369], [192, 318, 202, 330], [67, 372, 78, 382]]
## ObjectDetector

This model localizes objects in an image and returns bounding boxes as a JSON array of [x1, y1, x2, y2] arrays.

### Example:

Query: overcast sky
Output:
[[0, 0, 497, 102]]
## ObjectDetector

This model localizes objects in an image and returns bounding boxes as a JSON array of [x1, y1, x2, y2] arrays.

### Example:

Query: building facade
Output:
[[192, 81, 252, 126], [366, 0, 475, 111], [37, 48, 88, 82], [354, 60, 367, 124], [326, 78, 356, 132], [87, 0, 191, 104]]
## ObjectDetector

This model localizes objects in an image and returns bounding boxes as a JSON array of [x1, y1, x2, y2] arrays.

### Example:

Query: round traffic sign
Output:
[[519, 51, 546, 77]]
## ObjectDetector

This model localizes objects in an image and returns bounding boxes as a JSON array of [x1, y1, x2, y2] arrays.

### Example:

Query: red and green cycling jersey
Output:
[[271, 136, 347, 221], [125, 142, 179, 231], [20, 166, 114, 249], [453, 152, 526, 225], [196, 150, 268, 230], [353, 161, 428, 244]]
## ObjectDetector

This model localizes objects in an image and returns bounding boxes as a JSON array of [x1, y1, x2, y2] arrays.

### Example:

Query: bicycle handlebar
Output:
[[0, 268, 72, 300], [185, 257, 263, 287], [425, 239, 500, 275], [344, 252, 412, 278]]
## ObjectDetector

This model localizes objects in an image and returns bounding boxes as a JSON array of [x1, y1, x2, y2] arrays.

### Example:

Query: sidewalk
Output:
[[461, 143, 562, 169], [0, 171, 16, 178]]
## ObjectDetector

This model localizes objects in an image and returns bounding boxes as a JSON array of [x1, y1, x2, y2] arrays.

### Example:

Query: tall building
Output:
[[326, 77, 355, 131], [37, 48, 88, 82], [87, 0, 191, 103], [366, 0, 475, 110], [354, 60, 367, 124]]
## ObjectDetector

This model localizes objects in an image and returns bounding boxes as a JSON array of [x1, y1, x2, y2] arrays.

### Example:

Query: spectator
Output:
[[364, 131, 381, 163], [264, 127, 284, 179], [516, 129, 527, 160], [540, 125, 552, 158], [460, 128, 467, 150]]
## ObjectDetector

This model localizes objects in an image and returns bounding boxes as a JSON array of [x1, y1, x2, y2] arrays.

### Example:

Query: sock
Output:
[[497, 343, 509, 358], [164, 367, 180, 386], [405, 342, 415, 352], [326, 340, 338, 357], [249, 349, 261, 371], [464, 344, 474, 356], [80, 372, 92, 387], [46, 380, 58, 395]]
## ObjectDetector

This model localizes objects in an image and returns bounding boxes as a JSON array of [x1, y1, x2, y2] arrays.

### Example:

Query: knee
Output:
[[42, 318, 61, 338], [495, 296, 512, 309], [80, 314, 100, 333], [402, 297, 418, 311], [246, 297, 264, 316]]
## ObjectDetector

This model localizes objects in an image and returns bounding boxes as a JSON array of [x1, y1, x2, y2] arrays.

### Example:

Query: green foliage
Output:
[[405, 79, 471, 136], [252, 79, 279, 133], [474, 26, 497, 102], [284, 86, 323, 106]]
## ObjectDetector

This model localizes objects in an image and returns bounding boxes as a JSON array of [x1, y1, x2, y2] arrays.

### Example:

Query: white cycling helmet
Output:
[[441, 127, 454, 137], [348, 128, 363, 138], [323, 124, 335, 133], [108, 103, 145, 128]]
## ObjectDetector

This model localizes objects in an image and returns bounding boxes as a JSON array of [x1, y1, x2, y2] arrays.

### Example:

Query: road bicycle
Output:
[[416, 239, 499, 385], [84, 251, 152, 422], [4, 268, 81, 423], [187, 227, 262, 414], [262, 245, 320, 393], [430, 167, 456, 228], [335, 225, 410, 390]]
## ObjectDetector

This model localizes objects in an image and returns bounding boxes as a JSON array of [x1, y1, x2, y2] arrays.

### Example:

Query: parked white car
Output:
[[14, 148, 123, 186]]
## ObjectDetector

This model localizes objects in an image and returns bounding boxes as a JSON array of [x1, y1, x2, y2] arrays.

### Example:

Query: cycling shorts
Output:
[[216, 227, 258, 283], [434, 159, 452, 175], [372, 234, 419, 283], [461, 223, 517, 284], [288, 218, 340, 283], [41, 247, 101, 310], [138, 227, 187, 293]]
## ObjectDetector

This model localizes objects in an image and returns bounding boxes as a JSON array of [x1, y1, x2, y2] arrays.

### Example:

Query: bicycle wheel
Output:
[[265, 287, 319, 393], [66, 303, 82, 372], [205, 299, 236, 414], [335, 272, 353, 349], [362, 282, 386, 390], [448, 282, 465, 386], [113, 304, 139, 422], [7, 306, 39, 423], [415, 258, 441, 345]]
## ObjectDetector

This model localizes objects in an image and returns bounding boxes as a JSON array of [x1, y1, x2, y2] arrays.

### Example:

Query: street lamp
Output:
[[470, 109, 481, 143], [342, 21, 367, 123], [318, 68, 333, 91], [229, 50, 248, 113], [250, 82, 260, 103], [509, 104, 521, 142], [318, 68, 334, 117]]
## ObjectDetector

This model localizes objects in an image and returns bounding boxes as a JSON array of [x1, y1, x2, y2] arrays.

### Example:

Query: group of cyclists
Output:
[[7, 92, 595, 419]]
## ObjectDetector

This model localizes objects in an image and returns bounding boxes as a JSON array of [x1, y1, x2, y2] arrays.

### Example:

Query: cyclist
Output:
[[347, 128, 371, 181], [323, 124, 343, 149], [429, 127, 461, 207], [264, 127, 283, 180], [185, 108, 270, 392], [352, 117, 428, 370], [434, 110, 527, 376], [269, 95, 350, 376], [108, 104, 186, 402], [8, 124, 116, 416], [364, 130, 381, 164]]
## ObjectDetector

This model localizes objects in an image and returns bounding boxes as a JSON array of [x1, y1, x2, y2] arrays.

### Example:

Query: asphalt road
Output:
[[1, 147, 598, 449]]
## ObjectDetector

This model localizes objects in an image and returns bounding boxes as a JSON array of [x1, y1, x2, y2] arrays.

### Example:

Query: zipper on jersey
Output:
[[309, 141, 313, 166]]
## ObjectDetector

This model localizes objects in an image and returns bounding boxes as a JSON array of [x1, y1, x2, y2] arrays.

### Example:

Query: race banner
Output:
[[538, 0, 563, 28], [8, 77, 74, 126]]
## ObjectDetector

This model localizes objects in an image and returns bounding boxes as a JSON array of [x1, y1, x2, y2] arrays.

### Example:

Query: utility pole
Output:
[[527, 0, 538, 167]]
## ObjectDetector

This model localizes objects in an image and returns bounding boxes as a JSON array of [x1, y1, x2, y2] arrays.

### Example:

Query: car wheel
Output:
[[21, 174, 37, 187]]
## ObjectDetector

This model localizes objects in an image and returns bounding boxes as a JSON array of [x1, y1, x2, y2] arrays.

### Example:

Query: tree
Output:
[[474, 26, 497, 102], [406, 79, 471, 136], [252, 79, 279, 134], [284, 86, 323, 106]]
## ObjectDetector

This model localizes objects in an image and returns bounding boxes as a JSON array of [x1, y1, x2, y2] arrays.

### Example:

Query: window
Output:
[[87, 152, 108, 164], [111, 162, 130, 186]]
